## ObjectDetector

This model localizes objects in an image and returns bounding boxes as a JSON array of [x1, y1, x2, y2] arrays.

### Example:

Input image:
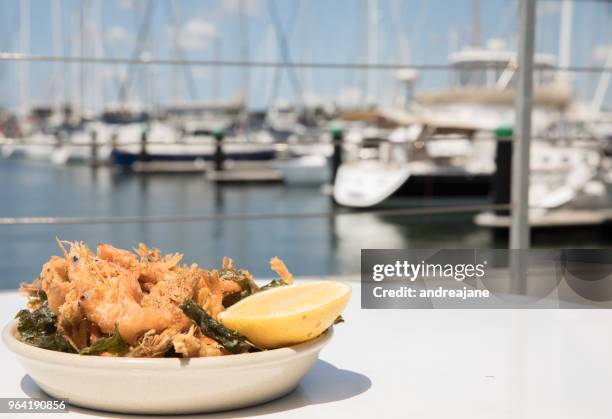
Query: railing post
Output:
[[493, 126, 512, 216], [511, 0, 536, 293], [90, 130, 98, 167], [330, 125, 344, 185], [511, 0, 535, 250], [139, 129, 148, 162], [55, 130, 63, 149], [213, 127, 225, 172]]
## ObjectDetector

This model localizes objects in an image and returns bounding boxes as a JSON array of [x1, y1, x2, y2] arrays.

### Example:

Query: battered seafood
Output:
[[16, 240, 294, 358]]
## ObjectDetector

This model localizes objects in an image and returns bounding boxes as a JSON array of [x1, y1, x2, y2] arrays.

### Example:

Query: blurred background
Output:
[[0, 0, 611, 288]]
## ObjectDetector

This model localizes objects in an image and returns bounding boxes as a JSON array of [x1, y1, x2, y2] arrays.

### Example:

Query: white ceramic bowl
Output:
[[2, 321, 332, 414]]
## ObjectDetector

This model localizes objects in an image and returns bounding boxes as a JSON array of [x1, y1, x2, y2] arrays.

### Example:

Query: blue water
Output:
[[1, 158, 610, 289]]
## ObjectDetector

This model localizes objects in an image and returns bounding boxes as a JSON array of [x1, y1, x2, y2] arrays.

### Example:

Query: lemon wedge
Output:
[[219, 281, 351, 349]]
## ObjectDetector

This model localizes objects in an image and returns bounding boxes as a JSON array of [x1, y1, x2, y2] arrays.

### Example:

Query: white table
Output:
[[1, 280, 612, 418]]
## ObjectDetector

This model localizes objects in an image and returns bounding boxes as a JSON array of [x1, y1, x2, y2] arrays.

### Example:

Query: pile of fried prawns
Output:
[[19, 240, 293, 357]]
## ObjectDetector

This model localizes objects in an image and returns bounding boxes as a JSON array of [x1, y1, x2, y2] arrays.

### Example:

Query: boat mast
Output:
[[589, 2, 611, 112], [391, 0, 410, 64], [591, 46, 612, 112], [391, 0, 416, 107], [361, 0, 368, 107], [169, 0, 182, 105], [212, 37, 222, 101], [164, 2, 208, 107], [19, 0, 30, 117], [79, 1, 86, 120], [51, 0, 64, 117], [118, 2, 152, 106], [360, 0, 379, 106], [369, 0, 379, 105], [472, 0, 480, 47], [238, 0, 249, 138], [558, 0, 573, 81], [146, 11, 156, 113], [266, 0, 303, 109], [363, 0, 379, 106], [92, 0, 104, 114], [239, 0, 249, 106]]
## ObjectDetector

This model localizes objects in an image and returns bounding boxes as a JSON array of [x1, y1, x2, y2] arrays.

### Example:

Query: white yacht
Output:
[[1, 131, 56, 160], [2, 106, 65, 161], [334, 40, 571, 208], [475, 140, 611, 228]]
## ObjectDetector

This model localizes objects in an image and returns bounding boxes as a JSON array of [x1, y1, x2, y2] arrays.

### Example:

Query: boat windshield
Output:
[[451, 55, 555, 89]]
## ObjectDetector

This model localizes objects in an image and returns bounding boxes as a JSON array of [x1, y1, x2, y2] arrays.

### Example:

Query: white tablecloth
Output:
[[1, 280, 611, 418]]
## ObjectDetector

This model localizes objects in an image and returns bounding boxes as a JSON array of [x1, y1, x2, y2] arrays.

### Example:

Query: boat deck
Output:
[[207, 168, 284, 183], [475, 208, 612, 228]]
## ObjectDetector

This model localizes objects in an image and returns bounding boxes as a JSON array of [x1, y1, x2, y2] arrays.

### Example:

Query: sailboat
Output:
[[110, 104, 277, 169]]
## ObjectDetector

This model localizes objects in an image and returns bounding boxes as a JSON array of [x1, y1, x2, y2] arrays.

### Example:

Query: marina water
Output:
[[1, 158, 610, 289]]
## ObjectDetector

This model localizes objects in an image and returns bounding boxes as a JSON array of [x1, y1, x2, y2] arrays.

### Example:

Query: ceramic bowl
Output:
[[2, 321, 332, 414]]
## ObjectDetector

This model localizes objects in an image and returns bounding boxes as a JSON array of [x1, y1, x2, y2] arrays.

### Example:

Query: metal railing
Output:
[[0, 52, 610, 74], [0, 134, 606, 147], [0, 204, 512, 226]]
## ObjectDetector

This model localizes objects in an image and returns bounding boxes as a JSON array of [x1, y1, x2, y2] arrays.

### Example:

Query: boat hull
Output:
[[333, 161, 412, 207], [333, 160, 491, 208], [111, 147, 276, 167], [395, 173, 490, 197], [274, 156, 331, 185]]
